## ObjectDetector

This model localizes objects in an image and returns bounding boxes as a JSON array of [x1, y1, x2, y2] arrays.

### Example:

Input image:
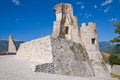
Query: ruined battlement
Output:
[[80, 22, 97, 33], [53, 3, 73, 21], [81, 22, 96, 28]]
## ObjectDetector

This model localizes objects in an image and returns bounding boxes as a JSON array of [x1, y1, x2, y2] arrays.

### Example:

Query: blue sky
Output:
[[0, 0, 120, 41]]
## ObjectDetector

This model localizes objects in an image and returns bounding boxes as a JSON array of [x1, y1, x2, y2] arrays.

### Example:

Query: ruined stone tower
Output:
[[8, 34, 17, 54], [17, 3, 111, 78], [52, 3, 110, 77], [52, 3, 81, 43]]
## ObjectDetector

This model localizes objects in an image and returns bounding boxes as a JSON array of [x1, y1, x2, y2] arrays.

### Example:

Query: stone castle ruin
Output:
[[17, 3, 111, 77]]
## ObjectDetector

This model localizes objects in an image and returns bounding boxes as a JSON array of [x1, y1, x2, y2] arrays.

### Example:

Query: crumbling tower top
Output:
[[53, 3, 73, 21], [53, 3, 72, 12]]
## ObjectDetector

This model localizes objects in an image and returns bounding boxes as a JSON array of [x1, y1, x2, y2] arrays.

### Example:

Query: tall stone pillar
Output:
[[8, 34, 17, 54]]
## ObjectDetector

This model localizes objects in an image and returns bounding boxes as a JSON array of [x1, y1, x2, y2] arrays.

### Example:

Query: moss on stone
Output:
[[101, 61, 105, 64], [70, 46, 79, 60], [76, 43, 89, 60], [76, 43, 84, 53]]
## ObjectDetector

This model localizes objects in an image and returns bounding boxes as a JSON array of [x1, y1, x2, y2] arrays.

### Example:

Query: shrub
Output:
[[109, 54, 120, 67]]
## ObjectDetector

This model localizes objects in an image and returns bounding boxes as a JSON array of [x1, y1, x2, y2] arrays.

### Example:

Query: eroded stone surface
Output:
[[35, 63, 54, 74], [17, 36, 111, 77]]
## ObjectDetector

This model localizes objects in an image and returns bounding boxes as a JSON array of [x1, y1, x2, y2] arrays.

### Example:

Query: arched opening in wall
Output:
[[65, 27, 69, 34], [92, 38, 96, 45]]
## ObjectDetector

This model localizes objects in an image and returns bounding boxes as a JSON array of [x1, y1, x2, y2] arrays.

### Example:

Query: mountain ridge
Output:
[[0, 40, 24, 52]]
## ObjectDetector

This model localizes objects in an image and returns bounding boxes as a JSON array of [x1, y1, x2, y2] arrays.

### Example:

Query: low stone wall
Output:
[[17, 36, 53, 64], [112, 65, 120, 75], [35, 63, 54, 73]]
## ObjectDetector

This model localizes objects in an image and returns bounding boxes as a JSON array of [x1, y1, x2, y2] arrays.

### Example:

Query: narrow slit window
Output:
[[65, 27, 69, 34], [92, 38, 96, 44]]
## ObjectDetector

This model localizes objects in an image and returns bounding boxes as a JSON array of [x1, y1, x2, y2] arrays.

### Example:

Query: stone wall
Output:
[[17, 36, 53, 64], [18, 36, 96, 76], [112, 65, 120, 75], [80, 22, 99, 51], [17, 36, 111, 77]]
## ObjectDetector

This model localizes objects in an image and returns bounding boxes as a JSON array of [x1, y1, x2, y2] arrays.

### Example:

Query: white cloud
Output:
[[94, 5, 97, 9], [101, 0, 112, 6], [109, 18, 118, 22], [12, 0, 20, 5], [76, 2, 85, 9], [15, 18, 24, 24], [81, 5, 85, 9], [104, 7, 110, 13], [76, 2, 83, 5], [84, 13, 92, 19]]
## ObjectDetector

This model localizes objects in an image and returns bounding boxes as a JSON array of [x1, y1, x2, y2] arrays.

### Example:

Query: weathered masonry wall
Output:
[[17, 36, 53, 64], [112, 65, 120, 75], [17, 36, 111, 77], [51, 38, 94, 77], [35, 38, 95, 77]]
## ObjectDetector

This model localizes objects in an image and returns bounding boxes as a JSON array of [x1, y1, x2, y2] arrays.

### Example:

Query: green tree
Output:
[[109, 54, 120, 67], [110, 21, 120, 45], [110, 21, 120, 54]]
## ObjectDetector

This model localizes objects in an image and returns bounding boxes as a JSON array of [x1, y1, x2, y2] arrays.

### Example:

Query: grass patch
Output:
[[70, 46, 80, 60], [76, 43, 88, 59], [110, 73, 120, 78]]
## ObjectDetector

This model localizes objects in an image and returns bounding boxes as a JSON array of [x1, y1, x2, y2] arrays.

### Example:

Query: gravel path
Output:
[[0, 55, 119, 80]]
